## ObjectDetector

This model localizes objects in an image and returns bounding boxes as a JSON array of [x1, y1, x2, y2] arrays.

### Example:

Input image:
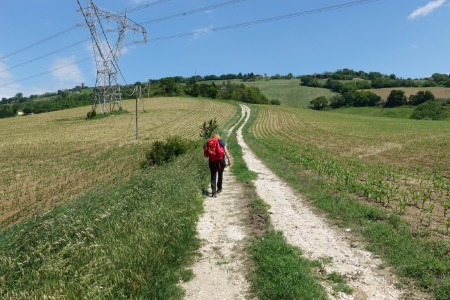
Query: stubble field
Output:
[[0, 97, 237, 226]]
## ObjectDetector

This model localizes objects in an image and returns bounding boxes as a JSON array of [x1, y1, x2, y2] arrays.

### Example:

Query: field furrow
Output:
[[0, 97, 237, 225], [249, 105, 450, 233]]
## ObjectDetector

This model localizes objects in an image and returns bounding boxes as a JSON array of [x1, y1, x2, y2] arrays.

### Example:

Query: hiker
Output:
[[204, 133, 231, 197]]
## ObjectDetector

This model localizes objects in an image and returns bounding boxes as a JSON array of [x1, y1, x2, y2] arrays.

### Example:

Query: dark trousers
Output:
[[209, 159, 224, 193]]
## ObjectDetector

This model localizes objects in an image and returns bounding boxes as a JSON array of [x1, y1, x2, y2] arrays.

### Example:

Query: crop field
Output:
[[370, 87, 450, 100], [248, 105, 450, 232], [0, 97, 237, 226]]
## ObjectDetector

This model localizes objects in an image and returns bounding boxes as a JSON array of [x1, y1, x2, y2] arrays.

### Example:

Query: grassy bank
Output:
[[244, 105, 450, 299], [226, 116, 329, 299], [0, 147, 208, 299]]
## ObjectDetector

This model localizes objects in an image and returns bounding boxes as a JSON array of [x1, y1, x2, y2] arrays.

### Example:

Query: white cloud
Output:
[[191, 26, 213, 40], [0, 61, 12, 82], [408, 0, 447, 19], [0, 60, 21, 99], [50, 56, 85, 84]]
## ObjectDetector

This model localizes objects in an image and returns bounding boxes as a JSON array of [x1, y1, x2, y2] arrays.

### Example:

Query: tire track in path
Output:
[[236, 104, 405, 300], [181, 159, 251, 299]]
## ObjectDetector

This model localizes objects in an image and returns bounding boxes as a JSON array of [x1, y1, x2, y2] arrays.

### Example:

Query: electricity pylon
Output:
[[77, 0, 147, 114]]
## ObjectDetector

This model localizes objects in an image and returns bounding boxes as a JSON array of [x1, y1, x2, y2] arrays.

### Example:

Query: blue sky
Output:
[[1, 0, 449, 98]]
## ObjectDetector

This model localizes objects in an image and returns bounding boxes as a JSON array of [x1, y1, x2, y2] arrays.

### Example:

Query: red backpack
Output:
[[204, 137, 224, 161]]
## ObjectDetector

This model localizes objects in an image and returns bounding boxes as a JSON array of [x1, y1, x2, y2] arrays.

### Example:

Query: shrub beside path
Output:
[[182, 104, 420, 299]]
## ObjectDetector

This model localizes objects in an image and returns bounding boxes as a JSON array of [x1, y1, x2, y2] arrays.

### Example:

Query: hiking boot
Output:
[[217, 189, 222, 194], [212, 192, 217, 198]]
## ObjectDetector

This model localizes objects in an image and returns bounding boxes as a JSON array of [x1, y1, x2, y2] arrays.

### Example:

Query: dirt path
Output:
[[181, 157, 251, 299], [237, 104, 413, 299], [182, 104, 418, 299]]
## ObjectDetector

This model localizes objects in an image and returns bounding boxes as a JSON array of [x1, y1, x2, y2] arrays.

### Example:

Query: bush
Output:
[[86, 110, 96, 119], [384, 90, 407, 108], [141, 136, 194, 167], [410, 100, 447, 120], [310, 96, 328, 110], [409, 90, 435, 106], [270, 99, 281, 105]]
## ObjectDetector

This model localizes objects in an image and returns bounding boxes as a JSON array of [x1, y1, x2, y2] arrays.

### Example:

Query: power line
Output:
[[0, 0, 245, 74], [0, 25, 80, 61], [1, 39, 90, 73], [127, 0, 174, 13], [0, 57, 92, 89], [0, 0, 168, 64], [141, 0, 248, 25], [150, 0, 381, 41], [1, 0, 381, 89]]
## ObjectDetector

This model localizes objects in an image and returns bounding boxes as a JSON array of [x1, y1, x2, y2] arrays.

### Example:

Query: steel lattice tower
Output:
[[77, 0, 147, 114]]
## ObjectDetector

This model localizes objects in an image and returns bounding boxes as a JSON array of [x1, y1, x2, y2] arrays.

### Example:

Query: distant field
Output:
[[208, 79, 337, 108], [370, 87, 450, 100], [329, 105, 450, 120], [242, 79, 337, 108], [0, 97, 237, 225], [248, 105, 450, 230]]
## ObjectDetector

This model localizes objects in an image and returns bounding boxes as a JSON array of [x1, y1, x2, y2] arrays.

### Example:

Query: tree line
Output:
[[0, 87, 92, 119], [301, 69, 450, 88], [129, 77, 273, 105], [0, 76, 274, 119], [2, 69, 448, 119], [304, 68, 449, 120]]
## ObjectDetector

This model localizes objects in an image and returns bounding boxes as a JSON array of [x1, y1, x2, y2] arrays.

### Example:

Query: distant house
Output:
[[17, 110, 24, 116]]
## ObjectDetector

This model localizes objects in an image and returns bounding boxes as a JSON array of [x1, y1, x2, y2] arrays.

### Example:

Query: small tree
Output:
[[329, 95, 346, 108], [384, 90, 406, 108], [409, 90, 435, 106], [200, 119, 218, 139], [310, 96, 328, 110]]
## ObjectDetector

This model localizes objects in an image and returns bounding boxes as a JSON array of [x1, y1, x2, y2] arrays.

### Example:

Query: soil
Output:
[[181, 104, 428, 299], [180, 162, 252, 299]]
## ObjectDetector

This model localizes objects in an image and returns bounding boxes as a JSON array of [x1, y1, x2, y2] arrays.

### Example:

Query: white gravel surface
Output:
[[182, 104, 423, 300]]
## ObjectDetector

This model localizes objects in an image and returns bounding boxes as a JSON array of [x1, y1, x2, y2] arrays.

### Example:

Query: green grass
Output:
[[244, 105, 450, 299], [250, 231, 328, 300], [329, 106, 415, 119], [0, 146, 208, 299], [329, 105, 450, 120], [207, 79, 337, 108], [226, 117, 329, 299], [241, 79, 337, 108]]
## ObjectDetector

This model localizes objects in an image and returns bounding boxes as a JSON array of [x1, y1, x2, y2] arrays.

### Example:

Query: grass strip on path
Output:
[[0, 147, 209, 299], [227, 113, 329, 300], [243, 105, 450, 300]]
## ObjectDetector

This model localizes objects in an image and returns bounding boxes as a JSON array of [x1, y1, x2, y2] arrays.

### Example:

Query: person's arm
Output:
[[224, 146, 231, 166]]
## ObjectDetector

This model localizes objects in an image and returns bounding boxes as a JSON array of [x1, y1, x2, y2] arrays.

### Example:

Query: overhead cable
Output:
[[0, 57, 92, 88], [127, 0, 174, 13], [0, 25, 80, 61], [141, 0, 248, 25], [1, 0, 381, 88], [0, 0, 245, 73], [1, 39, 90, 73], [150, 0, 381, 41]]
